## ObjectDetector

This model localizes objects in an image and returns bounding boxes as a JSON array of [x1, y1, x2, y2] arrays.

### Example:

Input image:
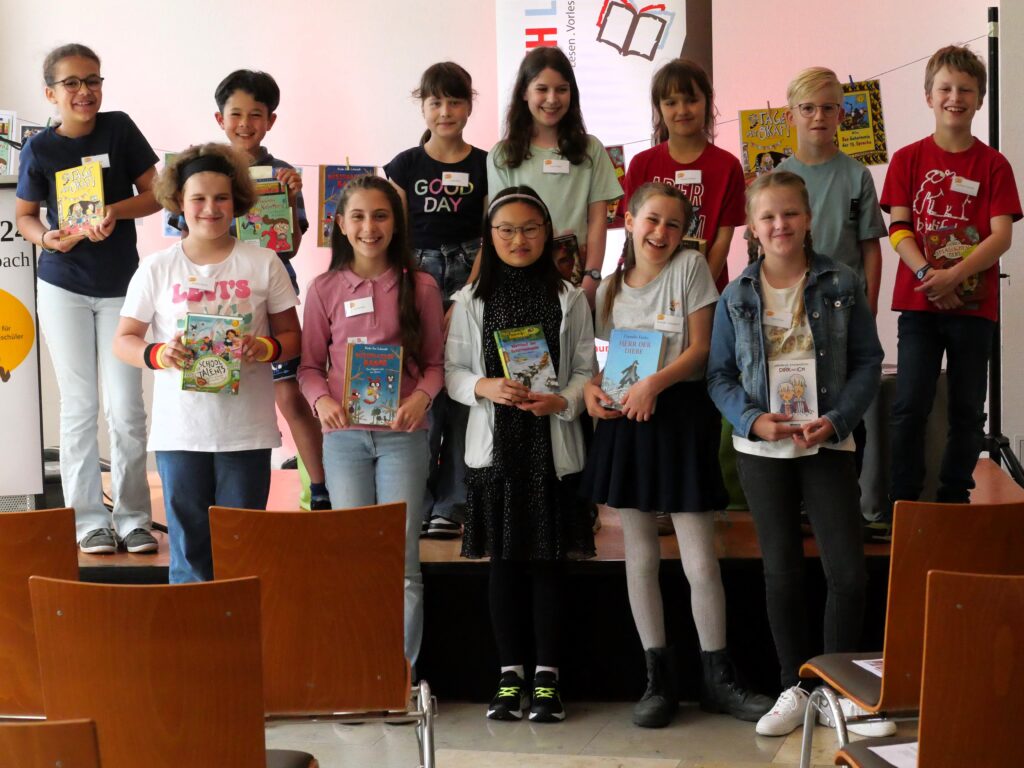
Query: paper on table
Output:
[[868, 740, 917, 768], [853, 657, 884, 677]]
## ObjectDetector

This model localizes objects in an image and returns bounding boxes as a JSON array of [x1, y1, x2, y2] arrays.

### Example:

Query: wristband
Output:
[[253, 336, 282, 363], [144, 343, 169, 370], [887, 220, 913, 236], [889, 229, 915, 250]]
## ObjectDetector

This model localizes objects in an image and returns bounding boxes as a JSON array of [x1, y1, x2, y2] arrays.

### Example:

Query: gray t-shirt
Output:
[[595, 249, 719, 381], [777, 152, 886, 288]]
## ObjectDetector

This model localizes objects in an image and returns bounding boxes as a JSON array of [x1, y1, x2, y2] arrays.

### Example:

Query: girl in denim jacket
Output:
[[706, 171, 883, 738]]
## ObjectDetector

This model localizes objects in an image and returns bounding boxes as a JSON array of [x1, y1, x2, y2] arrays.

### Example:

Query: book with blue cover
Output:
[[602, 329, 666, 409], [494, 325, 559, 394], [343, 343, 403, 426]]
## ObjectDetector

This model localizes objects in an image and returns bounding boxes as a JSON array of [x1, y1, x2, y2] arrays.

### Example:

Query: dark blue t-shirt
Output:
[[16, 111, 159, 297]]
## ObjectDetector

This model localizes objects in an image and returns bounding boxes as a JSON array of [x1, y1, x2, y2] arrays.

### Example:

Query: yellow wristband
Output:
[[889, 229, 915, 250]]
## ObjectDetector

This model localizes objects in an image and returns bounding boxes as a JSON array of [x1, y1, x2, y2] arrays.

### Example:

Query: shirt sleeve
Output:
[[383, 149, 409, 187], [487, 144, 512, 197], [116, 112, 160, 184], [857, 166, 888, 240], [120, 260, 156, 324], [879, 146, 911, 213], [587, 137, 625, 204], [682, 252, 720, 313], [413, 274, 446, 401], [14, 138, 49, 203], [989, 152, 1023, 221], [297, 279, 333, 410]]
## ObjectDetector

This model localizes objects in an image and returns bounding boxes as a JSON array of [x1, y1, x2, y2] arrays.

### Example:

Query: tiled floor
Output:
[[264, 702, 916, 767]]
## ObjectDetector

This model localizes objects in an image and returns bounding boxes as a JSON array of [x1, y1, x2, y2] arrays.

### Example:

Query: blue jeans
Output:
[[322, 429, 430, 668], [156, 449, 271, 583], [421, 388, 469, 523], [890, 311, 994, 504], [414, 238, 481, 308]]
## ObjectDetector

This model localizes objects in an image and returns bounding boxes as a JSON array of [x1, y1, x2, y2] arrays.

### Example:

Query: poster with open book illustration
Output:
[[344, 343, 402, 426], [494, 325, 559, 394], [601, 329, 665, 410], [768, 360, 817, 425]]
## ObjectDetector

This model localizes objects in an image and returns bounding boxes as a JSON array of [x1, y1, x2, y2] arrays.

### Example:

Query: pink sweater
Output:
[[298, 267, 445, 431]]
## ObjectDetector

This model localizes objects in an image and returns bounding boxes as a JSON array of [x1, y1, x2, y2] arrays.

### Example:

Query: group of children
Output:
[[15, 39, 1019, 737]]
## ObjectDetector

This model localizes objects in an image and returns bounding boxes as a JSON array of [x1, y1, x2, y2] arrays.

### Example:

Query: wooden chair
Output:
[[0, 719, 100, 767], [0, 507, 79, 718], [210, 504, 435, 768], [835, 570, 1024, 767], [29, 575, 318, 768], [797, 501, 1024, 768]]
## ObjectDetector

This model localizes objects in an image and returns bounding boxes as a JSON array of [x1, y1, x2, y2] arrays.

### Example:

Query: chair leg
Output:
[[800, 686, 849, 768], [418, 679, 435, 768]]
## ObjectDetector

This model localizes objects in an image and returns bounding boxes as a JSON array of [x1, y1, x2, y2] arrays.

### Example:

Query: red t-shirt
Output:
[[880, 136, 1021, 321], [621, 142, 746, 292]]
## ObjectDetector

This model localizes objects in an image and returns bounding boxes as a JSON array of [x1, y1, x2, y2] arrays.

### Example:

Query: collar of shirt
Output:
[[339, 267, 400, 293]]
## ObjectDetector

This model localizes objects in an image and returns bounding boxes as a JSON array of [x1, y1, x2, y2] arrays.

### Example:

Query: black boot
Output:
[[633, 647, 677, 728], [700, 649, 773, 722]]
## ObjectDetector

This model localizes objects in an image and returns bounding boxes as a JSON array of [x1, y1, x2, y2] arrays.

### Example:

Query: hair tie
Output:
[[617, 256, 625, 269]]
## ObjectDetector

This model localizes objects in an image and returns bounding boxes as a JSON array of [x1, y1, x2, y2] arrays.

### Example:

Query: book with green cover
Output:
[[181, 313, 243, 395], [494, 325, 559, 394]]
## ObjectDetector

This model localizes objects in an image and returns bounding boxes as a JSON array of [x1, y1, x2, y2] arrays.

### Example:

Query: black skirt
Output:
[[580, 381, 728, 513]]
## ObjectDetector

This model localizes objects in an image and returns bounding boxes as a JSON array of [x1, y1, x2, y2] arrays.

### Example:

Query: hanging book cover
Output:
[[235, 191, 294, 254], [0, 109, 14, 176], [923, 224, 985, 306], [605, 144, 626, 228], [181, 313, 243, 395], [601, 328, 665, 410], [494, 325, 559, 394], [344, 343, 403, 426], [839, 79, 888, 166], [768, 359, 817, 425], [553, 233, 581, 284], [738, 107, 797, 184], [55, 160, 104, 239], [318, 164, 377, 247]]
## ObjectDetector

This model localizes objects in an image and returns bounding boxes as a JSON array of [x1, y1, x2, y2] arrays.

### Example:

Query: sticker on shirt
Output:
[[950, 175, 980, 196], [441, 171, 470, 189], [344, 297, 374, 317], [674, 169, 702, 185], [347, 337, 368, 344], [185, 275, 216, 292], [763, 310, 793, 329], [543, 158, 571, 174], [654, 313, 684, 334], [81, 153, 110, 169]]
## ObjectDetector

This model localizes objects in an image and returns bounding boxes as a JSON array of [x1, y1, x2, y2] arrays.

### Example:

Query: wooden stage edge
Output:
[[86, 457, 1024, 574]]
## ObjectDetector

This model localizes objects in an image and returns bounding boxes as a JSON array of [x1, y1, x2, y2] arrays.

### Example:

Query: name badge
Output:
[[442, 171, 470, 188], [344, 296, 374, 317], [674, 169, 702, 185], [950, 175, 980, 196], [82, 153, 110, 169], [186, 275, 215, 292], [763, 310, 793, 329], [249, 165, 274, 180], [543, 158, 571, 174], [347, 336, 368, 344], [654, 313, 684, 333]]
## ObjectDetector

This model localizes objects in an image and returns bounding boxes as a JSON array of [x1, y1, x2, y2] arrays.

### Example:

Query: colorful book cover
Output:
[[601, 329, 665, 409], [318, 164, 377, 247], [181, 313, 243, 395], [552, 233, 581, 284], [494, 325, 559, 394], [55, 161, 104, 239], [0, 110, 14, 176], [605, 144, 626, 228], [923, 224, 985, 305], [839, 79, 888, 166], [235, 191, 294, 254], [344, 343, 403, 426], [768, 359, 817, 425], [738, 107, 797, 184], [19, 123, 44, 147]]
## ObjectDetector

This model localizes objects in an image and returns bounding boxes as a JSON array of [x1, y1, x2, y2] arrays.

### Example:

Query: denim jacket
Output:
[[707, 254, 883, 443]]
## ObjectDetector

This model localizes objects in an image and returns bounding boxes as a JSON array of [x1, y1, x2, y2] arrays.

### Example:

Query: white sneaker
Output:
[[755, 686, 810, 736], [817, 696, 897, 737]]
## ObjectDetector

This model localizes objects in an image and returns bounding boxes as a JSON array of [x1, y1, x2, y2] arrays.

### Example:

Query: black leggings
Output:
[[489, 559, 564, 668]]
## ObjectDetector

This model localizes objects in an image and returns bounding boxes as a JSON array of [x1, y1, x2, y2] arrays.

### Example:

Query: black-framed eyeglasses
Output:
[[492, 224, 544, 241], [49, 76, 105, 93], [795, 102, 840, 118]]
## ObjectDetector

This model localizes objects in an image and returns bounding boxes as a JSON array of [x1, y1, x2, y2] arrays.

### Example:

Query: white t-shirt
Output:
[[121, 239, 298, 452], [595, 249, 718, 381]]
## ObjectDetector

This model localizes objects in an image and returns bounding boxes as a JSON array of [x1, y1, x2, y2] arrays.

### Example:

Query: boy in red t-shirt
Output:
[[880, 45, 1021, 504]]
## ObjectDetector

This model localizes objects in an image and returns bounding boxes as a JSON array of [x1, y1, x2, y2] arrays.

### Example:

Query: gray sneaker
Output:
[[122, 528, 158, 554], [79, 528, 117, 554]]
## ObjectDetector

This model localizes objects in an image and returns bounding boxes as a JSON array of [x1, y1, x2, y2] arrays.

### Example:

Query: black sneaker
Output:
[[310, 495, 332, 511], [425, 515, 461, 539], [486, 671, 526, 721], [529, 671, 565, 722]]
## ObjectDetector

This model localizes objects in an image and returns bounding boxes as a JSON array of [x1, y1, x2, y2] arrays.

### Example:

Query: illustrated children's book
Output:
[[839, 79, 888, 166], [181, 313, 243, 395], [0, 110, 16, 176], [605, 144, 626, 228], [601, 329, 666, 410], [923, 224, 985, 306], [738, 107, 798, 184], [494, 325, 559, 394], [235, 167, 294, 254], [768, 359, 817, 425], [344, 343, 403, 426], [552, 233, 582, 284], [318, 164, 377, 247], [55, 161, 104, 239]]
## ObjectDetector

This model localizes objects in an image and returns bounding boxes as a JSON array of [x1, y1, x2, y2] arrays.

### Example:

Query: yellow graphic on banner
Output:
[[0, 288, 34, 383]]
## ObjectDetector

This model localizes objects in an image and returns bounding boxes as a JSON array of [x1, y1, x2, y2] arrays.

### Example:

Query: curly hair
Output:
[[152, 143, 256, 216]]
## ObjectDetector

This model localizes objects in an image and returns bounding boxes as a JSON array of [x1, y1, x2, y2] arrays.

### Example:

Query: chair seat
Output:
[[835, 737, 917, 767], [800, 652, 884, 711], [266, 748, 317, 768]]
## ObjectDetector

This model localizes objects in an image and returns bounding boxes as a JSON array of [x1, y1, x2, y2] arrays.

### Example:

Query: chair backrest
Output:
[[30, 576, 266, 768], [0, 719, 100, 768], [877, 501, 1024, 710], [209, 505, 408, 714], [917, 570, 1024, 766], [0, 508, 79, 715]]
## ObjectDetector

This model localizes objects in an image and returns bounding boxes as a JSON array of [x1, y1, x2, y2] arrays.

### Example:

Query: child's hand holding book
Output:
[[315, 395, 349, 430]]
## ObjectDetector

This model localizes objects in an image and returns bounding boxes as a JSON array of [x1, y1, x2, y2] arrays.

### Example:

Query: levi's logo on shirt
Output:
[[172, 279, 250, 303]]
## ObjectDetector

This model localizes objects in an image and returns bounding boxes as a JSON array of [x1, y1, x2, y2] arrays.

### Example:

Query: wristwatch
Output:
[[584, 269, 603, 281], [915, 264, 933, 281]]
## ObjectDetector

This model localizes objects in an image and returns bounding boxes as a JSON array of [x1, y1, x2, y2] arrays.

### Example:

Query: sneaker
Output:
[[425, 515, 461, 539], [79, 528, 117, 555], [310, 495, 332, 511], [817, 696, 897, 737], [755, 686, 809, 737], [420, 516, 430, 538], [122, 528, 158, 554], [487, 671, 527, 721], [529, 671, 565, 722]]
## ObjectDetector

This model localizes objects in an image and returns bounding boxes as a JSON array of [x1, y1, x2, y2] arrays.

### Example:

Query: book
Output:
[[923, 224, 985, 305], [768, 359, 817, 425], [181, 313, 244, 395], [494, 325, 559, 394], [738, 107, 798, 184], [0, 110, 14, 176], [839, 79, 888, 166], [605, 144, 626, 228], [682, 236, 707, 255], [235, 190, 294, 254], [318, 164, 377, 247], [55, 161, 104, 239], [601, 329, 666, 409], [596, 1, 669, 60], [343, 343, 403, 426], [552, 233, 581, 284], [19, 123, 44, 147]]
